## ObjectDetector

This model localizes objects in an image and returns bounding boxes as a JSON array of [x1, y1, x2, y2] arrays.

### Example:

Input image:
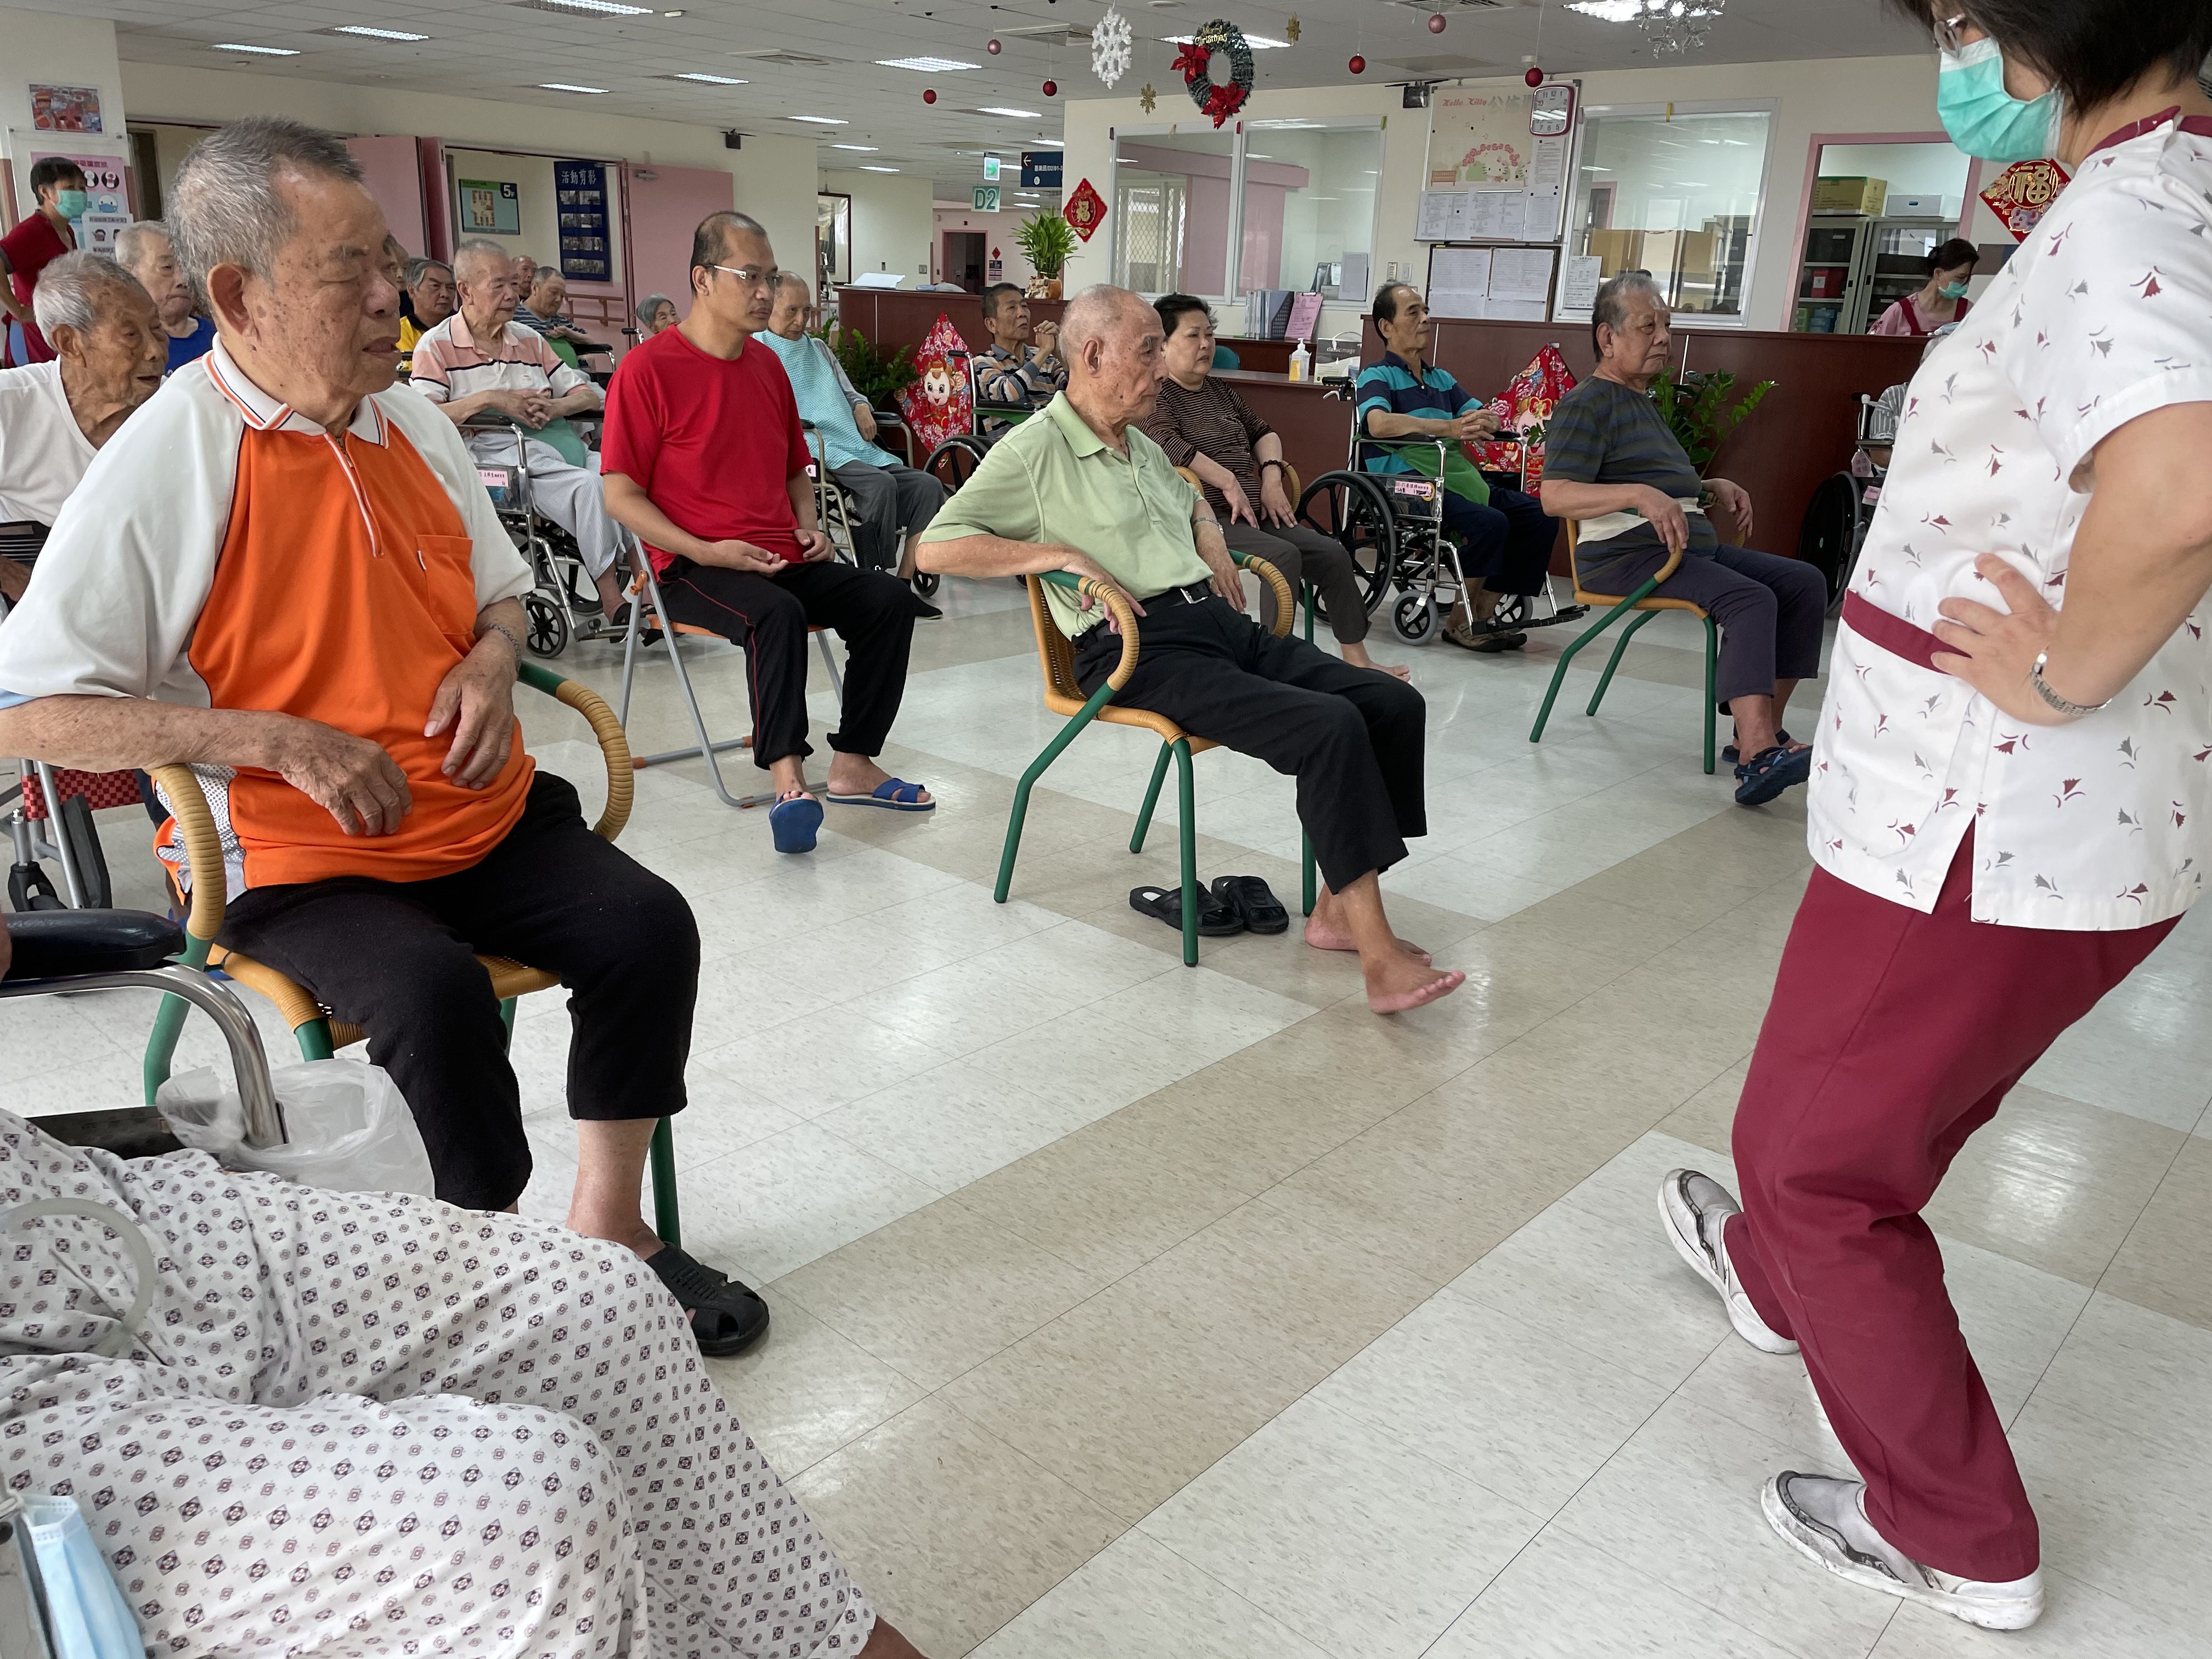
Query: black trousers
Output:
[[1221, 521, 1374, 645], [1074, 595, 1426, 891], [219, 772, 699, 1212], [829, 460, 946, 573], [657, 556, 917, 769], [1441, 484, 1555, 596]]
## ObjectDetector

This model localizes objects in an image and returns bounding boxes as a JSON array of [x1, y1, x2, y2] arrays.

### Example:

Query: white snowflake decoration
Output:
[[1092, 5, 1133, 88]]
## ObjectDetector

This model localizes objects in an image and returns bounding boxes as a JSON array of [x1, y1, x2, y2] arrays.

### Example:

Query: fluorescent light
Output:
[[1247, 153, 1272, 159], [213, 42, 300, 55], [787, 114, 848, 124], [876, 55, 980, 71], [859, 164, 900, 172], [831, 143, 880, 151], [528, 0, 652, 12], [1566, 0, 1643, 17], [671, 71, 747, 83], [330, 25, 428, 40], [539, 82, 608, 93], [1161, 33, 1289, 47], [978, 106, 1042, 119]]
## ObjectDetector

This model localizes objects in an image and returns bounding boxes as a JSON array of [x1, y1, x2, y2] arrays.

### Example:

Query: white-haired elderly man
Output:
[[0, 251, 163, 601], [409, 236, 628, 616], [0, 119, 935, 1658], [112, 219, 216, 373], [920, 284, 1463, 1015]]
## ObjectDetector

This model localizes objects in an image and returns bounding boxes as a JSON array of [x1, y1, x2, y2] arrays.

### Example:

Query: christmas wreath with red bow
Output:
[[1175, 19, 1254, 128]]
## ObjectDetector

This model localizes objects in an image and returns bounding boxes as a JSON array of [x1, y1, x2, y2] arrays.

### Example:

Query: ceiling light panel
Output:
[[1161, 33, 1289, 48], [977, 106, 1043, 119], [327, 25, 429, 40], [787, 114, 849, 124], [664, 71, 747, 82], [511, 0, 653, 14], [539, 81, 608, 92], [876, 56, 980, 71], [213, 42, 300, 55]]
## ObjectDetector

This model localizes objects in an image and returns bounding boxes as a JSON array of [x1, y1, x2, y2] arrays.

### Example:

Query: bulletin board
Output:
[[1426, 89, 1537, 189], [555, 160, 612, 282]]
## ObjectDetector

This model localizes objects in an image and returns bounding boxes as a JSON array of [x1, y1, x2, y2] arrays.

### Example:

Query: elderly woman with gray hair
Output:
[[1539, 270, 1828, 805], [635, 290, 678, 337]]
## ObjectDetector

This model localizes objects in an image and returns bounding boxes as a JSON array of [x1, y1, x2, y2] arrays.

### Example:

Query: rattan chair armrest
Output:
[[146, 763, 225, 946], [516, 661, 633, 842], [1039, 569, 1142, 690], [1232, 552, 1295, 639]]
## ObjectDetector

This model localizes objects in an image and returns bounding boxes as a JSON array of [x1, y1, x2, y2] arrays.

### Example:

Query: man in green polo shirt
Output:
[[918, 285, 1463, 1015]]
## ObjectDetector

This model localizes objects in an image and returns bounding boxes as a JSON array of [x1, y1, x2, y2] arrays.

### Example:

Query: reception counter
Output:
[[833, 286, 1299, 374]]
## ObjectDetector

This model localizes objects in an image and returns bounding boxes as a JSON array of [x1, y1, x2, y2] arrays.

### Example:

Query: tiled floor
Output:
[[16, 576, 2211, 1657]]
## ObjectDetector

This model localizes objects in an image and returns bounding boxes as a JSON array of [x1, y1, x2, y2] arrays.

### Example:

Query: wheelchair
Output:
[[1291, 432, 1587, 647], [1797, 390, 1897, 614], [916, 351, 1042, 496], [470, 420, 630, 659]]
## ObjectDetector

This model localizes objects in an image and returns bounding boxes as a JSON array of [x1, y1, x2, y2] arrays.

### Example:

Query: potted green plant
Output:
[[1015, 210, 1077, 300], [822, 324, 916, 410], [1651, 367, 1774, 472]]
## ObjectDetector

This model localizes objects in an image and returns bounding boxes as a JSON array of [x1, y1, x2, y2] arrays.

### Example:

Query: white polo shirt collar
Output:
[[203, 337, 390, 446]]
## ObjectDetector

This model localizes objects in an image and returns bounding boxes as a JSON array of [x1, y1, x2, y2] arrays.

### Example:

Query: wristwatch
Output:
[[2028, 651, 2109, 719]]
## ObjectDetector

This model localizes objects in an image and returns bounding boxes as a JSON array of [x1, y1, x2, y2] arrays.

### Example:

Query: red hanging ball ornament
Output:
[[923, 88, 937, 103], [1427, 10, 1446, 31], [986, 37, 1001, 53], [1348, 53, 1365, 74], [1525, 66, 1544, 86], [1042, 78, 1057, 95]]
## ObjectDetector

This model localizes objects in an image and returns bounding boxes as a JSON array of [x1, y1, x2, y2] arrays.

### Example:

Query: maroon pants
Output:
[[1724, 835, 2175, 1581]]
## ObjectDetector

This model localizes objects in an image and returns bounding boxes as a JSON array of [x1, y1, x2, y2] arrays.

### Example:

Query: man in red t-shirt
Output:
[[0, 159, 86, 365], [602, 210, 932, 853]]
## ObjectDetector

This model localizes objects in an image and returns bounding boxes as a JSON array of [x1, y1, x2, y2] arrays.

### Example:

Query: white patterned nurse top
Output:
[[1809, 109, 2212, 930]]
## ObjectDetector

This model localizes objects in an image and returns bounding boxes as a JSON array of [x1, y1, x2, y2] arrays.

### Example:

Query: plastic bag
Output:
[[156, 1058, 436, 1198]]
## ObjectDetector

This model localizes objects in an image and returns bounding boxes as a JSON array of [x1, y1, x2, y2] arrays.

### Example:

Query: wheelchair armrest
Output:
[[3, 909, 184, 979]]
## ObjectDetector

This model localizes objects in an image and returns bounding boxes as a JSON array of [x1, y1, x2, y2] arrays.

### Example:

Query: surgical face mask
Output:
[[1937, 38, 2061, 163], [1938, 279, 1971, 298], [54, 188, 89, 219]]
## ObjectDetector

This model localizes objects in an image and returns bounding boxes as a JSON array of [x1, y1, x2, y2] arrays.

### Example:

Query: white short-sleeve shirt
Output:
[[1809, 112, 2212, 931], [0, 362, 96, 526]]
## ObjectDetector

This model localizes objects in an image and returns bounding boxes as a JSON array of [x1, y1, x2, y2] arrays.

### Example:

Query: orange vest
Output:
[[188, 417, 534, 888]]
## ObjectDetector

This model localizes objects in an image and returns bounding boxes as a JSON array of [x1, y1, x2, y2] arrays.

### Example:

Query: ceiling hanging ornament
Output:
[[1631, 0, 1719, 55], [1284, 12, 1300, 42], [1174, 19, 1255, 128], [1091, 5, 1133, 88], [1139, 80, 1157, 111]]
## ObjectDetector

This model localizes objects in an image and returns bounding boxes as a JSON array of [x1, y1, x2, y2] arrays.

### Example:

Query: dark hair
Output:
[[1154, 292, 1212, 337], [1929, 237, 1979, 276], [980, 280, 1023, 320], [689, 210, 766, 280], [28, 157, 86, 198], [1371, 281, 1417, 325], [1882, 0, 2212, 111]]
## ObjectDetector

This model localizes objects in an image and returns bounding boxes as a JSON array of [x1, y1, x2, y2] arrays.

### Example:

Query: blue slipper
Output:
[[826, 778, 934, 812], [769, 792, 822, 853]]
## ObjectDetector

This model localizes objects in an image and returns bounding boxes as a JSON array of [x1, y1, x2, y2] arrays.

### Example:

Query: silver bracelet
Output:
[[482, 619, 526, 664], [2028, 650, 2109, 719]]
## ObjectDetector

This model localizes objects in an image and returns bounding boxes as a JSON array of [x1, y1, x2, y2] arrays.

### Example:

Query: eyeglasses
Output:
[[709, 263, 781, 290], [1933, 12, 1971, 52]]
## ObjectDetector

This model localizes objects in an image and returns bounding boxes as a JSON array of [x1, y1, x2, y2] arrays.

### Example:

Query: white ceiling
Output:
[[57, 0, 1931, 206]]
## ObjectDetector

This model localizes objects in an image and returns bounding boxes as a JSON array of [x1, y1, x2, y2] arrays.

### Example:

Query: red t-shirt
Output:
[[601, 326, 811, 574], [0, 213, 69, 364]]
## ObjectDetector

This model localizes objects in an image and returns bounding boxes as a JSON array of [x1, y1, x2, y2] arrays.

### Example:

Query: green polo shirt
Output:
[[919, 392, 1210, 639]]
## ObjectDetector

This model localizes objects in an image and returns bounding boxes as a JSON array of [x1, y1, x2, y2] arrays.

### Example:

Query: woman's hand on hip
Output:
[[1932, 553, 2067, 724]]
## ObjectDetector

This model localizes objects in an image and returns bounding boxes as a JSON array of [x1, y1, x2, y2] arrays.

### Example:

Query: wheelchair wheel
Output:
[[521, 592, 569, 658], [912, 571, 941, 599], [1797, 471, 1861, 603], [922, 436, 991, 498], [1391, 591, 1439, 646], [1488, 592, 1528, 630], [55, 793, 112, 909], [1296, 471, 1397, 619]]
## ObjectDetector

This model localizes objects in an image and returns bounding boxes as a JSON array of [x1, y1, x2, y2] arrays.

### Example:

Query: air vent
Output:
[[999, 24, 1093, 44], [1382, 54, 1502, 73], [1387, 0, 1506, 9], [725, 48, 847, 67]]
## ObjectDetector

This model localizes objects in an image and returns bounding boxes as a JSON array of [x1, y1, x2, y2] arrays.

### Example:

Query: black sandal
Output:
[[1130, 884, 1243, 936], [1210, 874, 1288, 934], [648, 1245, 771, 1356]]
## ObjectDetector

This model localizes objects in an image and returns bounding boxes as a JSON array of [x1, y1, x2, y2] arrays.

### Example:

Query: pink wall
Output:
[[346, 135, 427, 254], [620, 163, 736, 325]]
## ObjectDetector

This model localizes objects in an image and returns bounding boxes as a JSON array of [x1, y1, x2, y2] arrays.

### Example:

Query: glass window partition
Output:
[[1566, 105, 1773, 320], [1111, 129, 1237, 298], [1239, 119, 1381, 300]]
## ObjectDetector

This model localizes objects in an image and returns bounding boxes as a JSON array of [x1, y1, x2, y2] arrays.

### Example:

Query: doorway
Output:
[[943, 231, 986, 292]]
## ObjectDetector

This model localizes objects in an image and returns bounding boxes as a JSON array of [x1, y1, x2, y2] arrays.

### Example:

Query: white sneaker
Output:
[[1763, 1471, 2045, 1630], [1657, 1169, 1799, 1355]]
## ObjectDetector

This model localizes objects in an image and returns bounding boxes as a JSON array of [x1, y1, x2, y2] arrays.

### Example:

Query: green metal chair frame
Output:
[[995, 557, 1318, 966], [1529, 522, 1720, 775], [140, 661, 682, 1244]]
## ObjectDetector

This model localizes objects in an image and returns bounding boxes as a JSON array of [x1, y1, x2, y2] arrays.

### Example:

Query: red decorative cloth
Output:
[[1463, 344, 1577, 487], [894, 314, 977, 455]]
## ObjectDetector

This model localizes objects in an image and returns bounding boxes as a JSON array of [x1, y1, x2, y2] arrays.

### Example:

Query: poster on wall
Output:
[[14, 142, 129, 220], [29, 85, 103, 133], [1425, 88, 1535, 190], [457, 178, 521, 236], [1979, 159, 2069, 242], [554, 160, 611, 281]]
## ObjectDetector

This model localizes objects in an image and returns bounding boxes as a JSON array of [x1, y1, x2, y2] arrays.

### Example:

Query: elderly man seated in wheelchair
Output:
[[0, 119, 782, 1359], [1143, 291, 1407, 681], [0, 252, 165, 603], [1358, 281, 1558, 654], [919, 285, 1460, 1014], [409, 236, 629, 618], [1541, 272, 1824, 806], [975, 279, 1066, 434], [761, 271, 945, 611], [0, 930, 931, 1659]]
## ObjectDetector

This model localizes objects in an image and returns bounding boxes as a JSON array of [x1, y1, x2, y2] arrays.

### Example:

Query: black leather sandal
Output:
[[648, 1246, 771, 1356]]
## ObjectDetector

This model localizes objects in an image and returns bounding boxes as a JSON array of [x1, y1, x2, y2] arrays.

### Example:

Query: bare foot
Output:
[[1366, 953, 1466, 1014], [1342, 645, 1412, 682], [857, 1619, 928, 1657], [826, 755, 933, 807], [1303, 916, 1432, 965]]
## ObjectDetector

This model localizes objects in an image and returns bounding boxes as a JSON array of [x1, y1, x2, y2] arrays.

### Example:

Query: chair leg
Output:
[[815, 631, 845, 703], [143, 991, 191, 1105], [1301, 831, 1317, 918], [1702, 616, 1720, 776], [650, 1116, 681, 1248], [1587, 610, 1660, 717], [499, 997, 518, 1045], [1528, 579, 1661, 744], [1304, 581, 1316, 646], [1173, 738, 1198, 967], [1132, 743, 1172, 854], [995, 679, 1118, 903]]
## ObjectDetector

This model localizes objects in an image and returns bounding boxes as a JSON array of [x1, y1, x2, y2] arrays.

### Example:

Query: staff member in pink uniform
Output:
[[1660, 0, 2212, 1632]]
